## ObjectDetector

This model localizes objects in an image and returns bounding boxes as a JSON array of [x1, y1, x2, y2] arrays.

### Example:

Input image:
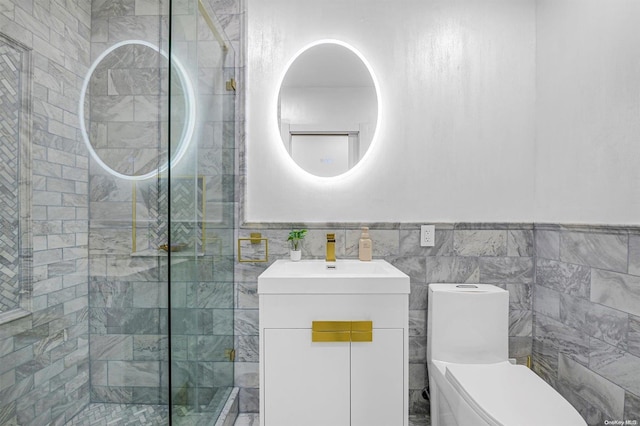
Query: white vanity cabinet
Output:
[[258, 260, 410, 426]]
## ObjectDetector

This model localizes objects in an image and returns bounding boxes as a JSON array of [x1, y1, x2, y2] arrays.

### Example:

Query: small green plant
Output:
[[287, 229, 307, 251]]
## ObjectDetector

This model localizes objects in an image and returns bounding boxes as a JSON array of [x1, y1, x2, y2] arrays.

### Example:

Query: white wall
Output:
[[247, 0, 536, 223], [535, 0, 640, 225]]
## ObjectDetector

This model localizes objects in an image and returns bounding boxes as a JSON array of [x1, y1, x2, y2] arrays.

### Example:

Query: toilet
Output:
[[426, 283, 586, 426]]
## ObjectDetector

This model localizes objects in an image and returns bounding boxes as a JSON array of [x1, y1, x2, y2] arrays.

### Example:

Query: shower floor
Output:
[[66, 404, 430, 425], [65, 387, 233, 425], [233, 414, 431, 425], [65, 402, 234, 426], [65, 403, 169, 425]]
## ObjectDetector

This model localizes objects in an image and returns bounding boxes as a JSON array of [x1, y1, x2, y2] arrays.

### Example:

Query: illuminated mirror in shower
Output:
[[79, 40, 196, 180], [277, 40, 380, 177]]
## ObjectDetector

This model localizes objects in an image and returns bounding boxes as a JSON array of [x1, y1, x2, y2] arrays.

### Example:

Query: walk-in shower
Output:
[[84, 0, 236, 423], [0, 0, 236, 424]]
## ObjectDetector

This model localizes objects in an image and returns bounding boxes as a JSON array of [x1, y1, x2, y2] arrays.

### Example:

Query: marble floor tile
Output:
[[234, 413, 259, 426], [65, 403, 168, 425], [66, 402, 244, 425], [233, 413, 432, 425]]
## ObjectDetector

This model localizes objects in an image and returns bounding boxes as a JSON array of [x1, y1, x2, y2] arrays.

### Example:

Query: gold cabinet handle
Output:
[[311, 321, 373, 342], [350, 321, 373, 342], [313, 321, 352, 332], [351, 321, 372, 332], [312, 331, 351, 342], [312, 321, 351, 342]]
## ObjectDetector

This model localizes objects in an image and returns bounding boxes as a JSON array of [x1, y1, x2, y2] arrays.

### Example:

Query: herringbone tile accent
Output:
[[0, 42, 22, 312], [169, 177, 204, 250]]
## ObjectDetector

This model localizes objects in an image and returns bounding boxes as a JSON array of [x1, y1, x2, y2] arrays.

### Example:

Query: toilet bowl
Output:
[[426, 283, 586, 426]]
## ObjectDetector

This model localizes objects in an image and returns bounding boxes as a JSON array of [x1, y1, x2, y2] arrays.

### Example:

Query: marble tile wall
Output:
[[233, 224, 535, 415], [533, 225, 640, 425], [0, 0, 92, 424]]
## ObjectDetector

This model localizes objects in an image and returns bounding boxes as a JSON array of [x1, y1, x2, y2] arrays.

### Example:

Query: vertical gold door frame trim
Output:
[[201, 177, 206, 247]]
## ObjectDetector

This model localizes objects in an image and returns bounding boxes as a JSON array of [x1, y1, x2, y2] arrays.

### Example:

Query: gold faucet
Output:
[[326, 233, 336, 262]]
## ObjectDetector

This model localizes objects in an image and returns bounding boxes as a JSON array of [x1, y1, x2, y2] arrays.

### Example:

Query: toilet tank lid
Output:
[[428, 283, 507, 294]]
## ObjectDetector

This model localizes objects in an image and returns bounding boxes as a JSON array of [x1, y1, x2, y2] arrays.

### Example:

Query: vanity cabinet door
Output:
[[263, 328, 351, 426], [351, 328, 405, 426]]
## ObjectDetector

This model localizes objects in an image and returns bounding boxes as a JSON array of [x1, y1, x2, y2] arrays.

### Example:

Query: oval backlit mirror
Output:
[[277, 41, 379, 177], [79, 40, 195, 180]]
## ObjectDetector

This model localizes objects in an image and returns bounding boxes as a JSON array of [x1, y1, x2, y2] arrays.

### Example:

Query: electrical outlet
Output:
[[420, 225, 435, 247]]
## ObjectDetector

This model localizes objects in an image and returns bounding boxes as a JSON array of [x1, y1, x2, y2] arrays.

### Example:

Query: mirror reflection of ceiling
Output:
[[278, 41, 378, 178], [281, 43, 375, 88]]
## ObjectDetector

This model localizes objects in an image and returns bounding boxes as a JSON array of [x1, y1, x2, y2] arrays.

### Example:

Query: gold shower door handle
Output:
[[311, 321, 373, 342]]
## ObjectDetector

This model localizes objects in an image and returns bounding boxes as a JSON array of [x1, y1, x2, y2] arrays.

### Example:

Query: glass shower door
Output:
[[168, 0, 235, 423]]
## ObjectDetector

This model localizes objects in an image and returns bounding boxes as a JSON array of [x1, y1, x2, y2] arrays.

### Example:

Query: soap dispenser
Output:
[[358, 227, 372, 261]]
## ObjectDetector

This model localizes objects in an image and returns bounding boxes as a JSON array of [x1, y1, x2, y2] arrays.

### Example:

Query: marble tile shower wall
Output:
[[88, 256, 235, 406], [88, 0, 170, 407], [533, 225, 640, 425], [233, 224, 535, 415], [88, 257, 168, 404], [88, 0, 241, 408], [0, 0, 92, 425]]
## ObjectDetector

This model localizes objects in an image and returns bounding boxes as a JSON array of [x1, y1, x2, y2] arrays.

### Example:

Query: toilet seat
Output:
[[444, 361, 585, 426]]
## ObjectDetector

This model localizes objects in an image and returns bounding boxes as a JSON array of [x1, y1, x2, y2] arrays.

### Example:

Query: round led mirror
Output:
[[277, 41, 379, 177], [79, 40, 195, 180]]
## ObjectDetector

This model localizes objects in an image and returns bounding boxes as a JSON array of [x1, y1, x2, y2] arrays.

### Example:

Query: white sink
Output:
[[258, 259, 410, 294]]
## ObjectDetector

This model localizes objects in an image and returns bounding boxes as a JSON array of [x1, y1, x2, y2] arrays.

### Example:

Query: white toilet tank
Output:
[[427, 284, 509, 364]]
